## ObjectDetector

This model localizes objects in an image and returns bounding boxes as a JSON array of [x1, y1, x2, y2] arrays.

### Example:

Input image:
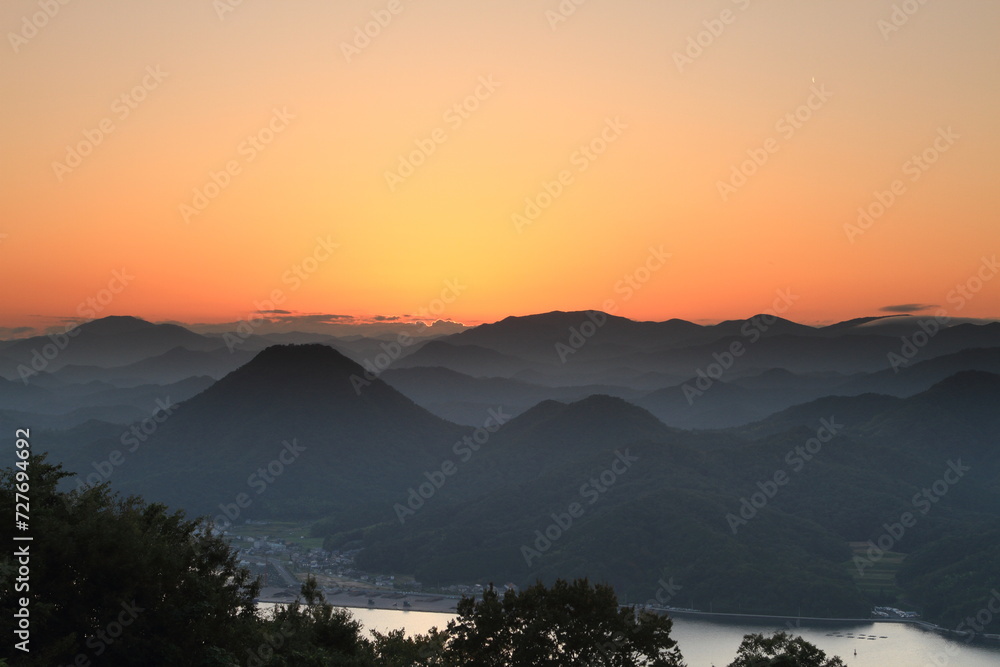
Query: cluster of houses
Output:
[[872, 606, 920, 618], [233, 535, 357, 579], [226, 527, 518, 599]]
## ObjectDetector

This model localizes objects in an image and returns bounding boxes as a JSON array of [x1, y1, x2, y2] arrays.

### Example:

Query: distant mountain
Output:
[[914, 322, 1000, 358], [15, 311, 1000, 628], [0, 316, 221, 377], [257, 332, 342, 345], [394, 315, 984, 387], [443, 311, 707, 361], [921, 367, 1000, 398], [46, 344, 465, 522], [0, 375, 213, 431], [739, 393, 905, 440], [0, 375, 52, 411], [634, 379, 784, 430], [833, 315, 999, 339], [381, 366, 543, 405], [51, 347, 254, 387], [817, 315, 900, 333], [728, 368, 858, 391], [30, 376, 215, 417], [881, 370, 1000, 461], [746, 370, 1000, 457], [838, 347, 1000, 397], [414, 313, 1000, 384], [705, 314, 819, 339], [350, 394, 868, 617], [636, 333, 922, 375], [395, 340, 537, 377], [0, 405, 150, 431], [347, 372, 1000, 622], [634, 368, 859, 430], [485, 395, 677, 465], [380, 366, 642, 426]]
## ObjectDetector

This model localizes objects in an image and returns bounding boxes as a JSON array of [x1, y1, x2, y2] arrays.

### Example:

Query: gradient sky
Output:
[[2, 0, 998, 335]]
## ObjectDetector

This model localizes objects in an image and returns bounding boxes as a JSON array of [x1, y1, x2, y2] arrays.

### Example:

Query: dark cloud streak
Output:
[[880, 303, 938, 313]]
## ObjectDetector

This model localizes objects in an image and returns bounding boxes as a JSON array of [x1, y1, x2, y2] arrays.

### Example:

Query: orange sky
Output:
[[2, 0, 998, 335]]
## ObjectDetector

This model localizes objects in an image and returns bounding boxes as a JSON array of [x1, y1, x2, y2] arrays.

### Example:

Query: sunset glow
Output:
[[3, 0, 999, 334]]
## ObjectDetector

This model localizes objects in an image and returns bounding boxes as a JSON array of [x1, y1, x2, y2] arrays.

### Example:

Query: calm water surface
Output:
[[343, 607, 1000, 667]]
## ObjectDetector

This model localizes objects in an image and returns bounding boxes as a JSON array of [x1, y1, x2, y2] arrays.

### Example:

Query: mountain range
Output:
[[3, 312, 998, 628]]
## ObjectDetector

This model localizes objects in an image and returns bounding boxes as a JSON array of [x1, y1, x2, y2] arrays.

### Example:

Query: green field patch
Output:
[[845, 542, 906, 602], [226, 521, 325, 550]]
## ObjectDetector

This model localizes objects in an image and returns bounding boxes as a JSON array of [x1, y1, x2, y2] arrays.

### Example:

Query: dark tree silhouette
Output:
[[727, 632, 846, 667]]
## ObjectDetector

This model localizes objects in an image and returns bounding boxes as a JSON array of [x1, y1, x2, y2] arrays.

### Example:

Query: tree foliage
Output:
[[433, 579, 685, 666], [258, 576, 375, 666], [1, 455, 262, 665], [727, 632, 846, 667]]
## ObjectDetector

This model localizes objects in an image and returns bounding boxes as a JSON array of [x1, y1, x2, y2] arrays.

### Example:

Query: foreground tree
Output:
[[727, 632, 846, 667], [260, 576, 375, 666], [441, 579, 685, 666], [1, 455, 262, 665], [370, 627, 448, 666]]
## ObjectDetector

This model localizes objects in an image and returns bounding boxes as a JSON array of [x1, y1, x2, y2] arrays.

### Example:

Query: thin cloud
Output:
[[880, 304, 938, 313], [267, 313, 355, 324], [0, 326, 37, 339]]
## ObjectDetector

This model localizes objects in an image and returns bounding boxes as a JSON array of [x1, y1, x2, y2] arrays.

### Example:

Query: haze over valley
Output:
[[6, 312, 998, 632]]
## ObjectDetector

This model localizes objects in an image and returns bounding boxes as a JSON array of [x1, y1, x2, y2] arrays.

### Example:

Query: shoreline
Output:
[[258, 586, 461, 615], [657, 608, 999, 645], [257, 586, 1000, 646]]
